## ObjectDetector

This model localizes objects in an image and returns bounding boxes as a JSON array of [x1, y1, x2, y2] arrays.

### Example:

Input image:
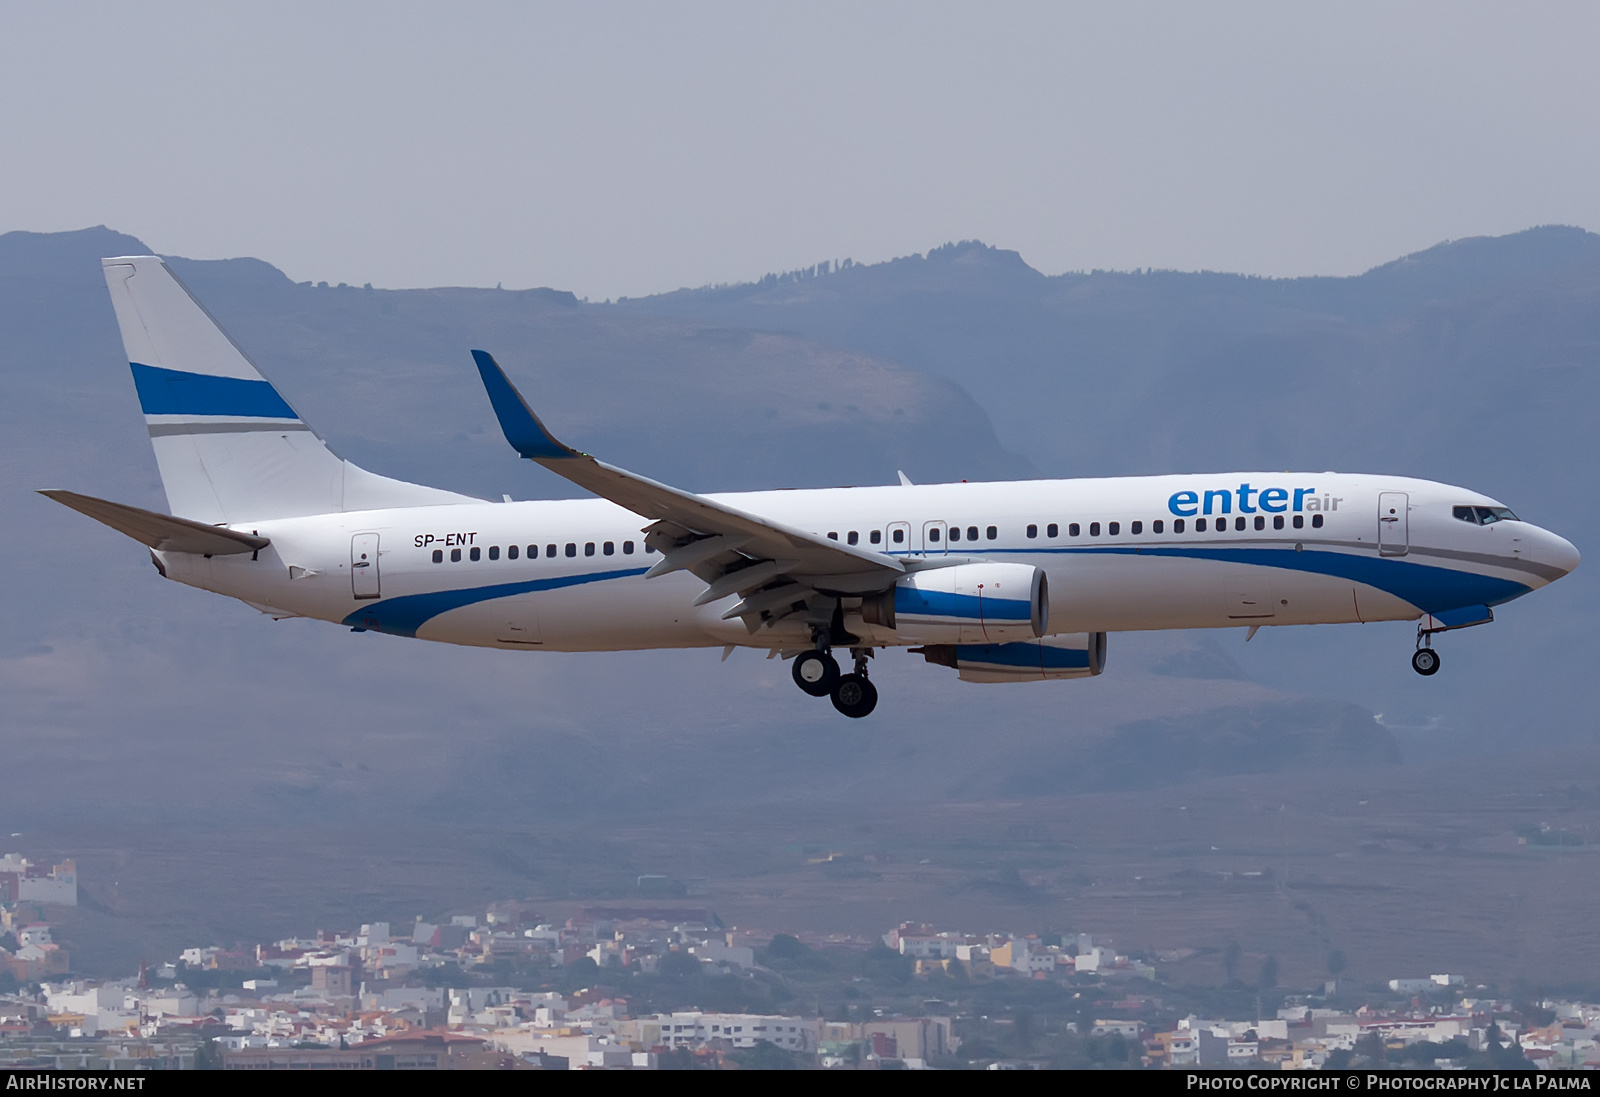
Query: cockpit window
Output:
[[1454, 505, 1519, 525]]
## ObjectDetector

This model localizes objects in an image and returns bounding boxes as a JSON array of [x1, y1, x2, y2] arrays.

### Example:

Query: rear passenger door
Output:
[[351, 533, 381, 599]]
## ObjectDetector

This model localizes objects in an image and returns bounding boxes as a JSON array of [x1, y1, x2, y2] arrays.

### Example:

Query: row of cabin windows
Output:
[[431, 540, 659, 564], [826, 526, 999, 545], [429, 512, 1330, 563], [1027, 514, 1323, 538]]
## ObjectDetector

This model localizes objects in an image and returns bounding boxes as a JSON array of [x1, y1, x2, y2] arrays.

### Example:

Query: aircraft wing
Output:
[[40, 490, 270, 556], [472, 351, 904, 627]]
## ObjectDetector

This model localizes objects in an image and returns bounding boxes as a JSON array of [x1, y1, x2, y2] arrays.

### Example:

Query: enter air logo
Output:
[[1167, 484, 1343, 517]]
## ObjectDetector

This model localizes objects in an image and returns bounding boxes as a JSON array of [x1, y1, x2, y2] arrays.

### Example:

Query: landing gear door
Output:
[[351, 533, 381, 599], [1378, 492, 1409, 557]]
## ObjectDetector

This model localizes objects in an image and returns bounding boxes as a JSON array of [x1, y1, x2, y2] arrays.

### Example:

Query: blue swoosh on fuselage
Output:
[[343, 568, 649, 638], [1009, 545, 1531, 614]]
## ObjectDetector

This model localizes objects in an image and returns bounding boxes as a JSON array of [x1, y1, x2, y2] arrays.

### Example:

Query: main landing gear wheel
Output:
[[1411, 648, 1441, 676], [831, 673, 878, 719], [793, 649, 840, 697]]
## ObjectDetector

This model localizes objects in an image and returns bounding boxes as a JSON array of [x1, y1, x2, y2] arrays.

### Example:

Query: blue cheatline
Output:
[[985, 544, 1529, 616], [958, 641, 1089, 670], [894, 586, 1033, 623], [342, 568, 649, 638], [471, 350, 574, 460], [130, 362, 298, 419]]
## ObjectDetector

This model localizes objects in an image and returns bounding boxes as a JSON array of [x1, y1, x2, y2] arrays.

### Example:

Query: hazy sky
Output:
[[4, 2, 1598, 298]]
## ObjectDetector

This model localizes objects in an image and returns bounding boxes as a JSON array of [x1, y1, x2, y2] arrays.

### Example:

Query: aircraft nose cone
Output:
[[1542, 530, 1581, 576]]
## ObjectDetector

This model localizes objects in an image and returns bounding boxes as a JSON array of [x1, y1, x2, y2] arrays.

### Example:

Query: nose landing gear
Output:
[[1412, 621, 1442, 676]]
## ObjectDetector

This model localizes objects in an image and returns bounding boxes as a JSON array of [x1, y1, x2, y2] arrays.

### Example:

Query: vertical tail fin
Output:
[[102, 256, 473, 523]]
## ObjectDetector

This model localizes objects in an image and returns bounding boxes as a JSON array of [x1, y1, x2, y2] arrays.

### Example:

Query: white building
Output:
[[0, 855, 76, 906], [653, 1011, 820, 1052]]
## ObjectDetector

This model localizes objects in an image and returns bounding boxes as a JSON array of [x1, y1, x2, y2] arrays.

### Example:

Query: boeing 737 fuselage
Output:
[[44, 257, 1580, 718]]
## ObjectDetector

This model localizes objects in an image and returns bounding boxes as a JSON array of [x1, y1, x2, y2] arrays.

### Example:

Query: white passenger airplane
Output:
[[43, 256, 1580, 718]]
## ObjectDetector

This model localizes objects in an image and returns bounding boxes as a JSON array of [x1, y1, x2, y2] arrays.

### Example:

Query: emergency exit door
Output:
[[351, 533, 381, 599]]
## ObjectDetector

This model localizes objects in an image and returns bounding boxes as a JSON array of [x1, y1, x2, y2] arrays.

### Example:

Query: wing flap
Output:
[[40, 490, 269, 556]]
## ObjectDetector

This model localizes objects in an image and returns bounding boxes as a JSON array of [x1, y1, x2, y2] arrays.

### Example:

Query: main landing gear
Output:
[[792, 644, 878, 718]]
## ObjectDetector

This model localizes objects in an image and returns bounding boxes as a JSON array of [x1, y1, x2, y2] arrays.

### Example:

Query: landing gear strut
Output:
[[831, 649, 878, 719], [1412, 628, 1440, 676]]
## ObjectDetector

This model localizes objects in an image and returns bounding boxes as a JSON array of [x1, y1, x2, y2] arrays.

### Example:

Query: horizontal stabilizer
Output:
[[40, 490, 269, 556]]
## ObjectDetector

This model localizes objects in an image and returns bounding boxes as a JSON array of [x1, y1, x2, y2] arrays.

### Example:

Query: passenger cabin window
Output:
[[547, 544, 557, 557], [623, 541, 635, 554], [451, 548, 462, 562], [1312, 514, 1324, 528], [488, 545, 500, 560], [469, 546, 481, 561], [1089, 522, 1100, 537], [1027, 524, 1038, 539], [603, 541, 615, 555], [1273, 516, 1284, 530], [645, 543, 656, 553], [585, 542, 595, 556], [1108, 522, 1120, 536], [1069, 523, 1080, 537], [972, 526, 983, 541], [870, 530, 882, 544], [1047, 523, 1058, 538], [986, 526, 997, 540], [1173, 519, 1184, 533], [1196, 518, 1207, 532], [1292, 515, 1303, 529], [1235, 517, 1245, 531], [847, 531, 859, 545], [508, 545, 519, 560], [565, 543, 576, 557], [1131, 521, 1142, 534], [432, 549, 443, 563], [948, 527, 960, 542], [929, 527, 941, 542], [827, 532, 838, 540], [892, 529, 904, 544], [1153, 519, 1164, 534], [1254, 516, 1265, 531]]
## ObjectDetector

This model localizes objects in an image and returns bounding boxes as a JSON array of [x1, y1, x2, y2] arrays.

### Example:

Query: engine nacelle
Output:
[[883, 562, 1047, 645], [915, 632, 1108, 683]]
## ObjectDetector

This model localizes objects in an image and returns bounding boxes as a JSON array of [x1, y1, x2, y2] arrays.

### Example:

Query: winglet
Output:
[[471, 350, 580, 460]]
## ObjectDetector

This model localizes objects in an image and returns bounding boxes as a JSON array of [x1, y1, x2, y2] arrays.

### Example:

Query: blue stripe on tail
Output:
[[130, 362, 298, 419]]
